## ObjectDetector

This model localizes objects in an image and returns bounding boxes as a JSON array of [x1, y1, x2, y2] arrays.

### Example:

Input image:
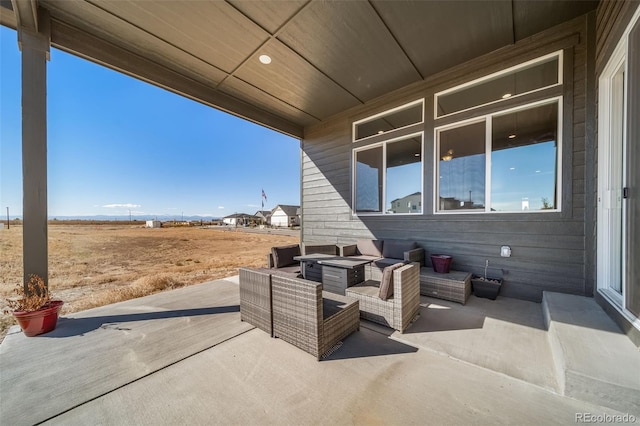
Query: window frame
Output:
[[352, 131, 424, 216], [433, 97, 563, 215], [352, 99, 424, 143], [434, 50, 563, 120]]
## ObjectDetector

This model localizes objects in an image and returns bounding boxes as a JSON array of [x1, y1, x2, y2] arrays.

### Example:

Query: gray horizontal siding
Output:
[[596, 0, 639, 72], [301, 16, 592, 302]]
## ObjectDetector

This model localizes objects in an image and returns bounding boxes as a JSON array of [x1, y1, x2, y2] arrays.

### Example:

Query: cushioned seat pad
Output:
[[346, 280, 382, 297], [373, 258, 404, 268]]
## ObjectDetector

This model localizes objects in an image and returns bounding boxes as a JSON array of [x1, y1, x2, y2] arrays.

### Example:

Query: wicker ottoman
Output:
[[419, 268, 472, 305]]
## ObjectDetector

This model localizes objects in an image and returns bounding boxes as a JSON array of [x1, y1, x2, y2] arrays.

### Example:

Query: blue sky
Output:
[[0, 26, 300, 219]]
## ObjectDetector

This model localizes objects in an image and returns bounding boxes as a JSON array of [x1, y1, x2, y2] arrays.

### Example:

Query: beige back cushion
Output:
[[382, 240, 417, 260], [356, 239, 384, 257], [272, 244, 301, 268], [379, 263, 405, 300]]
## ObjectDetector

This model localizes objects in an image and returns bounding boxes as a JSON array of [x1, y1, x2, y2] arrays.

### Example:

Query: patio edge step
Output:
[[542, 291, 640, 416]]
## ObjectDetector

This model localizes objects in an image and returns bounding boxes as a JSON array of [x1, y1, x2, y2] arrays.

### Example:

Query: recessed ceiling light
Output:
[[259, 54, 272, 65], [508, 134, 516, 139], [502, 93, 512, 99], [414, 153, 420, 157], [377, 130, 384, 134]]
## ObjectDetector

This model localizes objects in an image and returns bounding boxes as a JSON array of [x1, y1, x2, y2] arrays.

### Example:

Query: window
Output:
[[436, 99, 560, 213], [353, 99, 424, 216], [435, 52, 561, 118], [354, 134, 423, 215], [353, 100, 424, 141], [438, 121, 486, 210], [434, 51, 562, 214], [491, 103, 559, 211]]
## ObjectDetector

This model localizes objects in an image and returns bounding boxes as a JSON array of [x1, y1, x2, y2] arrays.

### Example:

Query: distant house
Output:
[[145, 220, 161, 228], [254, 210, 271, 225], [270, 205, 300, 228], [223, 213, 256, 226], [389, 192, 422, 213]]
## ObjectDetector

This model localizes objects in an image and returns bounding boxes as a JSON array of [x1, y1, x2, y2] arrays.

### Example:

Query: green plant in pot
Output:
[[4, 274, 64, 337], [471, 260, 503, 300]]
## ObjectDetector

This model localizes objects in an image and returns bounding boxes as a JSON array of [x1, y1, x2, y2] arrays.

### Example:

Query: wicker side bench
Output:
[[419, 268, 472, 305], [239, 267, 273, 336], [271, 274, 360, 360], [346, 262, 420, 333]]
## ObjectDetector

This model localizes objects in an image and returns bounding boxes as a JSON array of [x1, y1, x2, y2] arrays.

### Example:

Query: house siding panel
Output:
[[596, 0, 639, 72], [301, 16, 594, 302]]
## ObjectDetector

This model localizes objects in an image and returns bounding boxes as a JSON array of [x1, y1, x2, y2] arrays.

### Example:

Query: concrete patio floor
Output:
[[1, 276, 637, 425]]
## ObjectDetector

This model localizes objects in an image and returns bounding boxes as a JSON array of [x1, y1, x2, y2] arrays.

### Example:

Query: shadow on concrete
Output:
[[323, 324, 418, 361], [42, 306, 240, 338], [405, 306, 486, 333], [415, 296, 548, 331]]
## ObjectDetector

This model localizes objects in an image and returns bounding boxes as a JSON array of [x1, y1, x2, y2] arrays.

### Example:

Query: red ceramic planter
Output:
[[431, 254, 453, 274], [12, 300, 64, 337]]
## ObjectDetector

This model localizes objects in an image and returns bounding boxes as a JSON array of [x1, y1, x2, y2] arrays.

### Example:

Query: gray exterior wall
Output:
[[301, 15, 595, 302]]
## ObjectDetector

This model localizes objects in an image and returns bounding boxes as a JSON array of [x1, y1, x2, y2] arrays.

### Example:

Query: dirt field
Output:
[[0, 224, 298, 341]]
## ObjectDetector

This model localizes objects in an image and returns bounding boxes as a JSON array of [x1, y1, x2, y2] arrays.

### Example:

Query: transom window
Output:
[[436, 99, 561, 213], [435, 51, 562, 118], [353, 99, 423, 141]]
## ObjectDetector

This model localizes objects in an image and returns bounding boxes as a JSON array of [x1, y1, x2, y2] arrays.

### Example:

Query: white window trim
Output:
[[352, 99, 424, 143], [433, 97, 563, 214], [598, 45, 627, 309], [596, 3, 640, 332], [352, 131, 424, 216], [596, 4, 640, 330], [434, 50, 563, 120]]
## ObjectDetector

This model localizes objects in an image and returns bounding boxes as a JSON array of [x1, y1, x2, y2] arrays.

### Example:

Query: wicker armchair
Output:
[[271, 274, 360, 360], [345, 262, 420, 333], [239, 267, 273, 336]]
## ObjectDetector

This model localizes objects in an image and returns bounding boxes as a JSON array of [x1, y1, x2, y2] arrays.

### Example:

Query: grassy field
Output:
[[0, 224, 298, 340]]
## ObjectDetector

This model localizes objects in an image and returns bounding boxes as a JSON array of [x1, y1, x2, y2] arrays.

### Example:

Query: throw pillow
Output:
[[379, 263, 405, 300], [356, 239, 384, 257], [382, 240, 417, 260], [272, 244, 301, 268]]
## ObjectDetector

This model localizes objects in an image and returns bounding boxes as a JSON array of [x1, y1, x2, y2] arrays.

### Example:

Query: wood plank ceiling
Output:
[[1, 0, 598, 138]]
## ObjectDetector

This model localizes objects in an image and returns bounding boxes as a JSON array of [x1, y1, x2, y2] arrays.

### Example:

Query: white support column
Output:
[[14, 2, 51, 288]]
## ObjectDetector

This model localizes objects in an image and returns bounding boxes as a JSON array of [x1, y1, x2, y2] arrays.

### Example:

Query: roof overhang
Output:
[[0, 0, 599, 139]]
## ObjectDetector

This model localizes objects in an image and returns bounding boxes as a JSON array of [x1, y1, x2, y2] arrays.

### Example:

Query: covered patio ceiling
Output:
[[0, 0, 598, 138]]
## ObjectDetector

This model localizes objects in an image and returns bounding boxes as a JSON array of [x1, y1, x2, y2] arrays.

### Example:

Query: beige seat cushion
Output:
[[346, 280, 381, 297]]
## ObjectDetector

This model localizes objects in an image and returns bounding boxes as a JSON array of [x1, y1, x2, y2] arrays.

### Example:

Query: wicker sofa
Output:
[[345, 262, 420, 333], [339, 239, 424, 280], [271, 274, 360, 360]]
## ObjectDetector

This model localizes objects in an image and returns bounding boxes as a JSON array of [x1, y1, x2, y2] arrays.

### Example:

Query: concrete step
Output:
[[542, 291, 640, 416]]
